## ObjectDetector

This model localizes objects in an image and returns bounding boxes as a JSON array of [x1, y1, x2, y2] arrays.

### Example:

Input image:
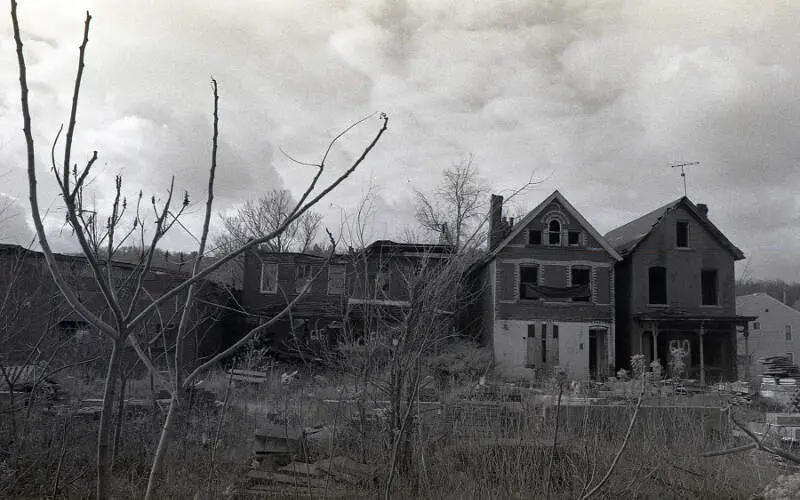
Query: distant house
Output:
[[241, 249, 350, 357], [344, 240, 455, 340], [736, 293, 800, 377], [474, 190, 621, 380], [605, 197, 754, 383], [240, 240, 455, 356]]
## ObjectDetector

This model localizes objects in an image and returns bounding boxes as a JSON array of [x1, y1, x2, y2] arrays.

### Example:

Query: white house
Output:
[[736, 292, 800, 376]]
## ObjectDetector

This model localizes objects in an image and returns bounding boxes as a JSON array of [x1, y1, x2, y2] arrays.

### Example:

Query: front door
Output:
[[589, 328, 607, 380]]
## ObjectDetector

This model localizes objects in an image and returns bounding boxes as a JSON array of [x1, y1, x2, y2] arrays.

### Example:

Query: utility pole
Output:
[[670, 161, 700, 197]]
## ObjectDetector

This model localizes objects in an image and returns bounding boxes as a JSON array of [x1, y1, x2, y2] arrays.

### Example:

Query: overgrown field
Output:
[[0, 355, 789, 499]]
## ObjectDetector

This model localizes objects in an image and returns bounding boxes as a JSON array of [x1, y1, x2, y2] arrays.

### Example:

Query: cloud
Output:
[[0, 0, 798, 281]]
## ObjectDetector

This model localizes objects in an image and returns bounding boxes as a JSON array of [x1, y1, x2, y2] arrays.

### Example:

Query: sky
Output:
[[0, 0, 798, 281]]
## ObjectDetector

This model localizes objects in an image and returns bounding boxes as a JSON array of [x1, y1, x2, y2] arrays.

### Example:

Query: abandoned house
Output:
[[241, 249, 350, 358], [343, 240, 456, 344], [473, 190, 621, 380], [240, 240, 456, 356], [605, 197, 754, 383], [0, 244, 233, 374], [736, 292, 800, 378]]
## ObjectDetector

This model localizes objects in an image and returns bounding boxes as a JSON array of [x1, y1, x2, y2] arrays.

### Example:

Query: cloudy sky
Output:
[[0, 0, 798, 281]]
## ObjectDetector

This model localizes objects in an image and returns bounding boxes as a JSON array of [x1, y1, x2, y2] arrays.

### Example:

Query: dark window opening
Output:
[[527, 324, 536, 339], [786, 325, 792, 341], [676, 221, 689, 248], [548, 220, 561, 245], [568, 231, 581, 246], [553, 325, 559, 339], [701, 269, 718, 306], [571, 267, 591, 302], [541, 324, 547, 363], [649, 266, 667, 305], [528, 230, 542, 245], [753, 321, 760, 331], [520, 265, 539, 300]]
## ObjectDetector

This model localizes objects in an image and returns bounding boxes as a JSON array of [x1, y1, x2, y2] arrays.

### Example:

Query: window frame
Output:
[[519, 264, 540, 300], [547, 220, 562, 246], [648, 266, 668, 305], [327, 264, 346, 295], [295, 263, 313, 293], [700, 269, 719, 306], [260, 263, 279, 294], [528, 230, 542, 245], [567, 230, 581, 247], [570, 266, 592, 303], [787, 324, 793, 342], [676, 220, 689, 248]]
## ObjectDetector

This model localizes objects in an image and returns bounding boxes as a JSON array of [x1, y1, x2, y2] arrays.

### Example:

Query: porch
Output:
[[634, 313, 755, 384]]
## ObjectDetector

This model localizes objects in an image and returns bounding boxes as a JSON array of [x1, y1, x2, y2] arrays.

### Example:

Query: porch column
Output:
[[699, 322, 706, 386], [743, 323, 750, 380], [652, 321, 659, 364]]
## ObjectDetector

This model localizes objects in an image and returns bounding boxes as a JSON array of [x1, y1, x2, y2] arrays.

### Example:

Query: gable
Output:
[[486, 190, 621, 263], [634, 204, 734, 258]]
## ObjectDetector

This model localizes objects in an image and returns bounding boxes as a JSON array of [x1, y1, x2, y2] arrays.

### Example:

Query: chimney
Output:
[[439, 223, 450, 245], [697, 203, 708, 217], [489, 194, 504, 251]]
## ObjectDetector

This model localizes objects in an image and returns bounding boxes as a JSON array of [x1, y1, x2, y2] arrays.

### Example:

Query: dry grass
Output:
[[0, 363, 788, 499]]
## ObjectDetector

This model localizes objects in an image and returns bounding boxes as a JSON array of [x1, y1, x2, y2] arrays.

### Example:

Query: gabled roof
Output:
[[737, 292, 800, 317], [485, 190, 622, 263], [604, 196, 745, 260]]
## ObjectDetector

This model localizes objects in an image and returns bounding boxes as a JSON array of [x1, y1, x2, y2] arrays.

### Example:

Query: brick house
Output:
[[605, 197, 754, 383], [241, 241, 455, 355], [475, 190, 621, 380], [0, 244, 233, 374]]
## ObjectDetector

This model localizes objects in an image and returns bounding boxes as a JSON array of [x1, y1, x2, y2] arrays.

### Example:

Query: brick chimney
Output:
[[696, 203, 708, 217], [489, 194, 506, 251]]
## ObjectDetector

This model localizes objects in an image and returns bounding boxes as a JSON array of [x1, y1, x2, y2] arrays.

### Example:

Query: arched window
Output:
[[548, 219, 561, 245]]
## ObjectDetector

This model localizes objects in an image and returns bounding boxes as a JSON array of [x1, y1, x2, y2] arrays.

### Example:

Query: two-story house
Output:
[[241, 249, 350, 356], [605, 197, 754, 383], [736, 292, 800, 378], [343, 240, 455, 342], [475, 190, 621, 380]]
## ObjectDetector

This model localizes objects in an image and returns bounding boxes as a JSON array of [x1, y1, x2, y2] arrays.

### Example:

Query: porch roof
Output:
[[633, 312, 758, 324]]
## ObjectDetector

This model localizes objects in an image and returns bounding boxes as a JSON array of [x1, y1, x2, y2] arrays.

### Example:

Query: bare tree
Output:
[[414, 155, 488, 252], [213, 189, 323, 254], [10, 3, 388, 498]]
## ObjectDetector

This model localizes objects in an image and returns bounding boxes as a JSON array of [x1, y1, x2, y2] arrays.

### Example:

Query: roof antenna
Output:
[[670, 161, 700, 197]]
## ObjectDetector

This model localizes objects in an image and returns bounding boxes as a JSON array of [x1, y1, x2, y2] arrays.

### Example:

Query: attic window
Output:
[[568, 231, 581, 246], [548, 220, 561, 246], [676, 221, 689, 248], [528, 230, 542, 245]]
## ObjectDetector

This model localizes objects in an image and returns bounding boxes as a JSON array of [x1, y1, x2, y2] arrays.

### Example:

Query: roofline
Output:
[[484, 190, 622, 263], [608, 197, 745, 261], [736, 292, 800, 317]]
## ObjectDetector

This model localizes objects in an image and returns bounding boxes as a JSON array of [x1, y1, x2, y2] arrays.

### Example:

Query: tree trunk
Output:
[[145, 393, 179, 500], [97, 340, 123, 499], [112, 372, 128, 469]]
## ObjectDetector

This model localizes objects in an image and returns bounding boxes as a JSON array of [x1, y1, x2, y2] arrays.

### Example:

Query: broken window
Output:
[[753, 321, 760, 331], [552, 324, 559, 339], [519, 265, 539, 300], [58, 320, 91, 342], [260, 263, 279, 294], [295, 264, 313, 293], [676, 221, 689, 248], [528, 230, 542, 245], [327, 265, 346, 295], [548, 220, 561, 246], [571, 267, 591, 302], [648, 266, 667, 305], [701, 269, 718, 306], [568, 231, 581, 246], [527, 324, 536, 339], [787, 325, 793, 341]]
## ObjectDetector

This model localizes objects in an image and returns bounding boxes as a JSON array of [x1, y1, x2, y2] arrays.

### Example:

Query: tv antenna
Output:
[[670, 161, 699, 197]]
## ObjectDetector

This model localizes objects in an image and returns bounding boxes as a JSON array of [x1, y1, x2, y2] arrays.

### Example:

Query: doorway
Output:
[[589, 328, 607, 380]]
